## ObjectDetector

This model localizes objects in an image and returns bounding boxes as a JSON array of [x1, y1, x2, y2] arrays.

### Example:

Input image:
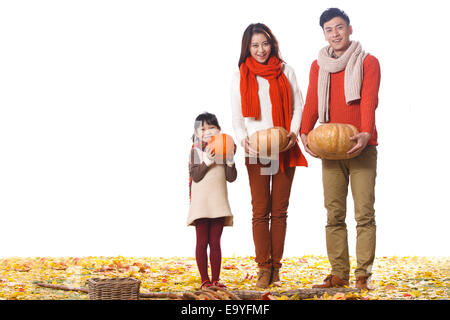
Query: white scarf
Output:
[[317, 41, 368, 123]]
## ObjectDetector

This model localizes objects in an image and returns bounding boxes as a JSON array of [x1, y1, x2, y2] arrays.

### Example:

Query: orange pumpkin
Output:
[[307, 123, 361, 160], [209, 133, 236, 160], [249, 127, 289, 157]]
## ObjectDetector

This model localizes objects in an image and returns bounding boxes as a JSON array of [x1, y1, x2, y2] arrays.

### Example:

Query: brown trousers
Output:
[[246, 157, 296, 269], [322, 145, 377, 280]]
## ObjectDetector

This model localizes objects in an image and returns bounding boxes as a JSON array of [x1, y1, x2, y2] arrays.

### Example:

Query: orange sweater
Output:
[[300, 54, 381, 146]]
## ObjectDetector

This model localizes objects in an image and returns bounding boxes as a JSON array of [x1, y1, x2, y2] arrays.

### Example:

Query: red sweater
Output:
[[300, 54, 381, 146]]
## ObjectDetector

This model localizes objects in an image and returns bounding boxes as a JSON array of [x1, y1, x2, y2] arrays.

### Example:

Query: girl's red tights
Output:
[[194, 217, 224, 283]]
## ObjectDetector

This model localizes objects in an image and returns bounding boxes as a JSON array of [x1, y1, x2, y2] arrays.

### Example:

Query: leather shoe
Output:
[[312, 274, 349, 288], [355, 275, 371, 290]]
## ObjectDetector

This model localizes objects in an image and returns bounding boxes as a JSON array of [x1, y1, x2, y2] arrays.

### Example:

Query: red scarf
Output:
[[239, 56, 307, 172]]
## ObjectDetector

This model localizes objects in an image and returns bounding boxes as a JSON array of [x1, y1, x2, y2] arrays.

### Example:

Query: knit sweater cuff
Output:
[[360, 103, 377, 134], [300, 117, 317, 135], [290, 121, 300, 136], [203, 156, 214, 167], [226, 159, 235, 166]]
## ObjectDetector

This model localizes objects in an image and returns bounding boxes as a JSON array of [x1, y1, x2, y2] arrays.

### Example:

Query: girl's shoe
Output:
[[200, 280, 212, 290], [211, 280, 227, 288]]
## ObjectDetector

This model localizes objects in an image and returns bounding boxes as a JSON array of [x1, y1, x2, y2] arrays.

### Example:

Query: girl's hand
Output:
[[205, 146, 216, 161], [300, 133, 319, 158], [225, 144, 237, 162], [205, 146, 215, 160]]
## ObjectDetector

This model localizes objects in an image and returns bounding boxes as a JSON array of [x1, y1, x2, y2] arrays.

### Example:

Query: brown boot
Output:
[[312, 274, 349, 288], [256, 268, 272, 289], [355, 275, 371, 290], [270, 268, 281, 287]]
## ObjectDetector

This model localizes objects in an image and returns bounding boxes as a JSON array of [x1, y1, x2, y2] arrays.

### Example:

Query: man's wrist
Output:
[[360, 132, 372, 139]]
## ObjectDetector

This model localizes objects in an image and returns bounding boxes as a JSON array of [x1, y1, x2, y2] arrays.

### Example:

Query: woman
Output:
[[231, 23, 308, 288]]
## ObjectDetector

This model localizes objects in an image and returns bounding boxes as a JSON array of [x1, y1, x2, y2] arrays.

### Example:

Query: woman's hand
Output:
[[242, 137, 258, 157], [283, 132, 298, 151], [347, 132, 371, 155], [300, 133, 319, 158]]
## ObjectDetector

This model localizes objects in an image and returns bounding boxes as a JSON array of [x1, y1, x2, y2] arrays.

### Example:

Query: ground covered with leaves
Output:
[[0, 255, 448, 300]]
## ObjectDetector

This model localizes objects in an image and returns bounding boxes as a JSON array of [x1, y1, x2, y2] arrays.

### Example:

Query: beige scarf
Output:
[[317, 41, 368, 123]]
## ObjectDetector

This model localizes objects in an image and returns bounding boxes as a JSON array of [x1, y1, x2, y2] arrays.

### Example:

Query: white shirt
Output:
[[230, 63, 304, 147]]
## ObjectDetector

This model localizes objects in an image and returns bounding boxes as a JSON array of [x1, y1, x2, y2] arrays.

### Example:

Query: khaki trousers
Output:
[[322, 146, 377, 280], [246, 157, 296, 269]]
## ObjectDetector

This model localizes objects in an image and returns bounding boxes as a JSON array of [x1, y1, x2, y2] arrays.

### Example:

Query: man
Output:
[[300, 8, 381, 290]]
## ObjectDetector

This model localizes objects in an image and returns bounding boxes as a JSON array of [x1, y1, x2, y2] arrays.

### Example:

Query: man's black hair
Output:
[[320, 8, 350, 28]]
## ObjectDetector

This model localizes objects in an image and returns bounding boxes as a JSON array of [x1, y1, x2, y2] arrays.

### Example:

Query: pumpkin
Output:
[[249, 127, 289, 157], [306, 123, 361, 160], [208, 133, 236, 160]]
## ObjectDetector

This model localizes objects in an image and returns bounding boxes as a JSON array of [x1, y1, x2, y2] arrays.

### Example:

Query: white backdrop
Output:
[[0, 0, 449, 258]]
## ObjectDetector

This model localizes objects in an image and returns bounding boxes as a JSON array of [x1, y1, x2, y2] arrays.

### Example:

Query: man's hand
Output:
[[300, 133, 319, 158], [347, 132, 371, 154]]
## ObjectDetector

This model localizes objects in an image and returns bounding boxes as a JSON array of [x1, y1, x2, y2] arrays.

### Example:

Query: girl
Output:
[[231, 23, 308, 288], [188, 112, 237, 289]]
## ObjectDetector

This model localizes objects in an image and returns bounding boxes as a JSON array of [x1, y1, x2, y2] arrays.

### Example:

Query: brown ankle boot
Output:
[[355, 275, 371, 290], [270, 268, 281, 286], [312, 274, 349, 288], [256, 268, 272, 289]]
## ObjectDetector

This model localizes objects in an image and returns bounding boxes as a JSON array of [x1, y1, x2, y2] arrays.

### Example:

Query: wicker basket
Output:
[[87, 277, 141, 300]]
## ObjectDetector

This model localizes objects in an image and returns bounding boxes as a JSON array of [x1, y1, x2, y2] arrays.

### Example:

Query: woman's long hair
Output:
[[238, 23, 283, 68]]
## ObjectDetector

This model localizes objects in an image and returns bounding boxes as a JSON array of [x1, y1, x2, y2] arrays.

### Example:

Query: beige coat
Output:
[[187, 148, 234, 227]]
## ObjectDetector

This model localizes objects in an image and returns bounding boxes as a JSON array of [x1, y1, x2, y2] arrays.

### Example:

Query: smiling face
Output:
[[195, 122, 220, 143], [323, 16, 353, 57], [249, 33, 272, 64]]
